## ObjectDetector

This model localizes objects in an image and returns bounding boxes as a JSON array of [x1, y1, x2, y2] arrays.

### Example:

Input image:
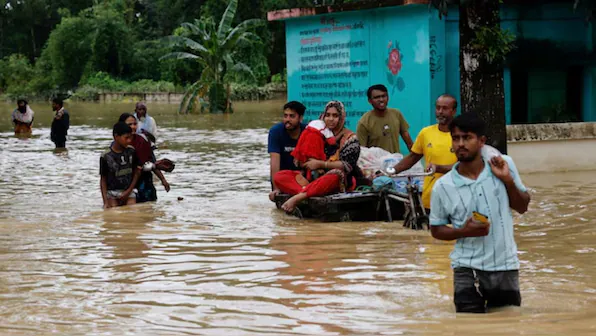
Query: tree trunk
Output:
[[31, 27, 37, 57], [459, 1, 508, 154], [0, 12, 4, 59]]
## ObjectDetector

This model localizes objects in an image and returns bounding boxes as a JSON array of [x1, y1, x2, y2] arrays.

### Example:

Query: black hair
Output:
[[367, 84, 388, 99], [439, 93, 458, 110], [449, 113, 486, 137], [118, 112, 135, 122], [113, 121, 132, 136], [17, 99, 28, 105], [52, 97, 63, 106], [283, 101, 306, 116]]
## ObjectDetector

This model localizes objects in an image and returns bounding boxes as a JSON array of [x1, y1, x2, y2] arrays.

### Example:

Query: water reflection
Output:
[[99, 205, 162, 274], [0, 102, 594, 335]]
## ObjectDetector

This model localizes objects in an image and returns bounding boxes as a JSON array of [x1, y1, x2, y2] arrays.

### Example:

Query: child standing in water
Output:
[[100, 122, 142, 208], [118, 113, 170, 203]]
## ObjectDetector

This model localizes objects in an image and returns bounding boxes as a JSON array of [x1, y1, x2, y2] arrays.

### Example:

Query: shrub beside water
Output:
[[2, 69, 287, 102], [229, 82, 286, 101]]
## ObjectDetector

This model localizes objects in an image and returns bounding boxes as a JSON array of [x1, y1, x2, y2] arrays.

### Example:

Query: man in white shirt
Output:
[[134, 102, 157, 144], [12, 99, 35, 134]]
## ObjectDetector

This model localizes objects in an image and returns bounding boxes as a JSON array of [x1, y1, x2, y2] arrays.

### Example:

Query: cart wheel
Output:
[[416, 215, 429, 230], [403, 207, 413, 229]]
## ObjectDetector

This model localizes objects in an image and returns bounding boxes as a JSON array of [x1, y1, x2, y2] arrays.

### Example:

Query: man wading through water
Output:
[[51, 98, 70, 149], [392, 94, 458, 214], [429, 113, 530, 313], [12, 99, 35, 134]]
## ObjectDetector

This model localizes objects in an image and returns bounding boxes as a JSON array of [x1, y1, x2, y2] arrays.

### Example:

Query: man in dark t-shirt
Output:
[[50, 98, 70, 148], [268, 101, 307, 201], [100, 122, 142, 208]]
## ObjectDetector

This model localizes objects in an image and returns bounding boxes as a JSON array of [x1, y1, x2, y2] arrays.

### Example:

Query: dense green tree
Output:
[[0, 54, 35, 97], [0, 0, 94, 60], [39, 2, 135, 89], [162, 0, 264, 113], [42, 14, 95, 88]]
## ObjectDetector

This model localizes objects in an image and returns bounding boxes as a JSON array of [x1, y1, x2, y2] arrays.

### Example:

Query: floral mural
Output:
[[386, 41, 406, 93]]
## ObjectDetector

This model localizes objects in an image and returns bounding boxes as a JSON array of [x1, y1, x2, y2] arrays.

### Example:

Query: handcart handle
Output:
[[382, 167, 435, 178]]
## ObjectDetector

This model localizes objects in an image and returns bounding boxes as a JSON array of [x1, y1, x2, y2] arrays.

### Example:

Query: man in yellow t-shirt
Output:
[[357, 84, 413, 153], [392, 94, 458, 212]]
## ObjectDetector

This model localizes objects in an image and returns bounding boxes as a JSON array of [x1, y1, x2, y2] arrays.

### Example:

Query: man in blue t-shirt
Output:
[[268, 101, 307, 201]]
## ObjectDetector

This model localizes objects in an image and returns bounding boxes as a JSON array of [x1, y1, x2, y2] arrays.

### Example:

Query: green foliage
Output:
[[0, 54, 34, 89], [229, 82, 286, 101], [128, 40, 203, 84], [0, 0, 95, 62], [471, 26, 516, 64], [0, 54, 36, 99], [271, 69, 287, 85], [429, 1, 515, 64], [42, 15, 94, 88], [128, 80, 178, 93], [38, 2, 134, 89], [80, 72, 128, 92], [162, 0, 265, 114], [87, 6, 133, 78], [230, 83, 273, 101], [1, 0, 335, 102], [226, 42, 271, 86], [70, 85, 101, 101], [27, 47, 60, 97], [77, 72, 179, 94]]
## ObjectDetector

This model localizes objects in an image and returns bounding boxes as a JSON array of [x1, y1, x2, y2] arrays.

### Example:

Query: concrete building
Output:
[[268, 0, 596, 172]]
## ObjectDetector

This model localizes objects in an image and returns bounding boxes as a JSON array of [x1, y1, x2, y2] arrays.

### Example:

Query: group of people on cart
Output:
[[267, 84, 458, 215]]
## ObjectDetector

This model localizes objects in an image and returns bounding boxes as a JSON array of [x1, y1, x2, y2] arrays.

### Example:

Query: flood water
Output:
[[0, 101, 595, 335]]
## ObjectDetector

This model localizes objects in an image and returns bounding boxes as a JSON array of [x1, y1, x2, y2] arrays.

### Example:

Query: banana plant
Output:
[[161, 0, 264, 114]]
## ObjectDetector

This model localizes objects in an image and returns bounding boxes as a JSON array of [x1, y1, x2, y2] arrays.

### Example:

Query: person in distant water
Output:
[[51, 97, 70, 148], [268, 101, 307, 201], [119, 113, 170, 203], [357, 84, 413, 153], [392, 94, 458, 213], [430, 113, 531, 313], [12, 99, 34, 134], [134, 102, 157, 144], [100, 122, 142, 208]]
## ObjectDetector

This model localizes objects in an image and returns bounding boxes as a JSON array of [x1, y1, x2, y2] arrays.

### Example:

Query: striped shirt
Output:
[[429, 155, 527, 271]]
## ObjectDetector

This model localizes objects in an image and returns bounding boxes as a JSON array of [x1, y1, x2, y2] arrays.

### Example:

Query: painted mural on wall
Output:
[[286, 6, 434, 135], [386, 41, 406, 93]]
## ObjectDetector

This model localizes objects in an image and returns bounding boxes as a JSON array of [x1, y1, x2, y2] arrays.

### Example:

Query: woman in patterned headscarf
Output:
[[274, 100, 361, 213]]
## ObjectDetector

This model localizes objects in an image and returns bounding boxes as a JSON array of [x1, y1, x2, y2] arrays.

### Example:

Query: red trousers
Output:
[[274, 170, 353, 197]]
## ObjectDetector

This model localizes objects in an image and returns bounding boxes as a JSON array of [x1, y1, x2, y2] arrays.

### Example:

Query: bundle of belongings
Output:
[[357, 147, 425, 193]]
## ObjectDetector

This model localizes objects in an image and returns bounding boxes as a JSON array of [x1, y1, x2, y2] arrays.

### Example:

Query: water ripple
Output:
[[0, 103, 594, 335]]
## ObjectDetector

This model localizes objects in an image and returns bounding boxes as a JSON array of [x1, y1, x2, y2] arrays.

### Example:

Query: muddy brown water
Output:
[[0, 101, 595, 335]]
